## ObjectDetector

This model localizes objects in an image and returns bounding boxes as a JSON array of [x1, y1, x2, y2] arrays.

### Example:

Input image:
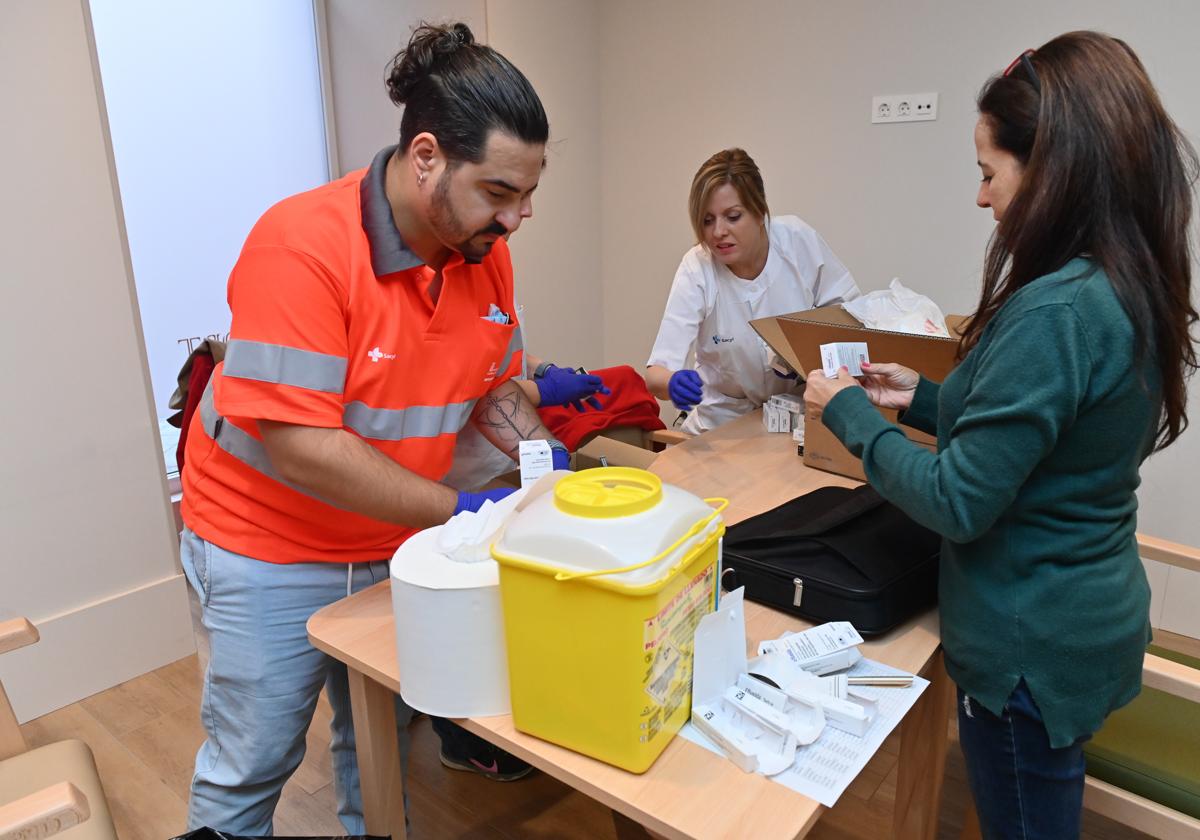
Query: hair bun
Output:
[[386, 22, 476, 106]]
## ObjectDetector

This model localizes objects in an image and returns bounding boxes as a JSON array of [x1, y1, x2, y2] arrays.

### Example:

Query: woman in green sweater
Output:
[[805, 32, 1197, 839]]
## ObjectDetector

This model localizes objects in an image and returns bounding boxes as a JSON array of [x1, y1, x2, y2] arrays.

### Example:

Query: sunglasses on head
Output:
[[1004, 48, 1041, 92]]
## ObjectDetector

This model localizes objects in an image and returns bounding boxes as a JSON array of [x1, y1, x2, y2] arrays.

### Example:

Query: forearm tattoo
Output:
[[479, 390, 539, 456]]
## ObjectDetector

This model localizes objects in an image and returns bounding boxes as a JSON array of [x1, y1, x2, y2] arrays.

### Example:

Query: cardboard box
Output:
[[752, 306, 965, 481], [572, 434, 657, 471], [488, 432, 657, 488], [801, 413, 936, 482]]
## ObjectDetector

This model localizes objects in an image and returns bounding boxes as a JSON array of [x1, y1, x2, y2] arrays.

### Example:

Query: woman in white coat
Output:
[[646, 148, 860, 434]]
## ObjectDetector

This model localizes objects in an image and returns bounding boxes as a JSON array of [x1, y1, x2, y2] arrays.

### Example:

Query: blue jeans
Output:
[[180, 528, 413, 836], [957, 679, 1089, 840]]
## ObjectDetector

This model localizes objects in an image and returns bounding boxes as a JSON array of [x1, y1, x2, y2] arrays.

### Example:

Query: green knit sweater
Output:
[[823, 258, 1156, 747]]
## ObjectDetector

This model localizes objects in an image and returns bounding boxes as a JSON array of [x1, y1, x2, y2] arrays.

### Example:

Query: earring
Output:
[[418, 172, 427, 186]]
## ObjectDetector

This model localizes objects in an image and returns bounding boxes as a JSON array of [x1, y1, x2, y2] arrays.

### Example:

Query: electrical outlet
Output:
[[871, 92, 938, 124]]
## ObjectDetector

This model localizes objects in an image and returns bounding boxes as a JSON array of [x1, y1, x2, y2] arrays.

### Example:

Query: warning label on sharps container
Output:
[[638, 564, 715, 742]]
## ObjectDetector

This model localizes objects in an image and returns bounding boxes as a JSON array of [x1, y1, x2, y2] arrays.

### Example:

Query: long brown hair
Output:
[[963, 31, 1197, 450]]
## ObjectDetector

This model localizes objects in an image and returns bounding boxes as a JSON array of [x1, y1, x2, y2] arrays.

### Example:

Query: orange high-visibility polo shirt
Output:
[[181, 146, 524, 564]]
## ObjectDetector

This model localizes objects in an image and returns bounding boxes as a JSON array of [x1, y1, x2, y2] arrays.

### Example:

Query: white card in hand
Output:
[[518, 440, 553, 488], [820, 342, 870, 377]]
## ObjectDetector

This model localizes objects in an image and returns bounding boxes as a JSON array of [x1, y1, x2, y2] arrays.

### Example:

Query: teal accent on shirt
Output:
[[822, 258, 1157, 748]]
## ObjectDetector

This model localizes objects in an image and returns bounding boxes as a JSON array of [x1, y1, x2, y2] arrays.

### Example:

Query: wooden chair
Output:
[[962, 534, 1200, 839], [0, 618, 118, 839]]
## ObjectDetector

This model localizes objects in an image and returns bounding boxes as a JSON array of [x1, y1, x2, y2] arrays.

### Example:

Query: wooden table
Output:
[[307, 411, 951, 839]]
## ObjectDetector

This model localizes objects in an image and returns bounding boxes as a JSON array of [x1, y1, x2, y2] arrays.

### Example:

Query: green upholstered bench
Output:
[[1079, 534, 1200, 839], [1085, 645, 1200, 820]]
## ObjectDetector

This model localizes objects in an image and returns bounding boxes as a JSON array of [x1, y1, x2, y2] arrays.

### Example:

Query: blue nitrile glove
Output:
[[551, 445, 571, 471], [667, 369, 704, 411], [535, 365, 611, 412], [454, 487, 517, 516]]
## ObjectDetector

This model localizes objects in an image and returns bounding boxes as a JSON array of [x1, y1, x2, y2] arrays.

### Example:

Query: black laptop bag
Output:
[[720, 485, 940, 635]]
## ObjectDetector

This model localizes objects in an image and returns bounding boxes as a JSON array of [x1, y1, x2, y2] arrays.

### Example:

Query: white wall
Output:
[[0, 0, 195, 720], [597, 0, 1200, 557], [321, 0, 487, 176], [487, 0, 605, 369]]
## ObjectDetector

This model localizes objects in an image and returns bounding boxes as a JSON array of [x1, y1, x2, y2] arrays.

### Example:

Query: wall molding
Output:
[[0, 573, 196, 723]]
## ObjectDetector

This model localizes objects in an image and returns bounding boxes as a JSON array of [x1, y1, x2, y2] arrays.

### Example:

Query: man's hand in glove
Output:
[[454, 487, 517, 515], [535, 365, 611, 412]]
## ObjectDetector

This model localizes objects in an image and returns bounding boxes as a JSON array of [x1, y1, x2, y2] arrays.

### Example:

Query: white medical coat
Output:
[[647, 215, 859, 435]]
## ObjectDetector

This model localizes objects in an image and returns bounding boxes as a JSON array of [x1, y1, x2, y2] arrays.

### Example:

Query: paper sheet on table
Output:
[[679, 657, 929, 807]]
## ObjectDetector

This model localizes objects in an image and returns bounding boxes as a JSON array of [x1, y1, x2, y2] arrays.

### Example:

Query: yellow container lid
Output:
[[493, 468, 726, 589], [553, 467, 663, 519]]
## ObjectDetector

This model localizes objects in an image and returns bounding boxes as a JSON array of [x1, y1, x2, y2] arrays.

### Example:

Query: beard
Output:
[[429, 170, 507, 264]]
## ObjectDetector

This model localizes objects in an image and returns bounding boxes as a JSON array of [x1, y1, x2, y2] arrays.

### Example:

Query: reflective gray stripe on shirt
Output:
[[343, 399, 477, 441], [499, 324, 524, 379], [337, 326, 521, 440], [197, 380, 336, 506], [224, 339, 347, 394]]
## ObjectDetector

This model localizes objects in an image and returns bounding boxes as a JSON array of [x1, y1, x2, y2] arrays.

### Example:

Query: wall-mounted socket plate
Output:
[[871, 92, 938, 124]]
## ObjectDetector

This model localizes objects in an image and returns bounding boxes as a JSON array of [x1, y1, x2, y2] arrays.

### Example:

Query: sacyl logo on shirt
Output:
[[711, 334, 735, 345], [367, 346, 397, 363], [483, 361, 499, 383]]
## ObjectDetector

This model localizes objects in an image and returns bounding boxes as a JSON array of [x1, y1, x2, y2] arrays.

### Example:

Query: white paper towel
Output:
[[390, 493, 527, 718], [431, 492, 523, 570]]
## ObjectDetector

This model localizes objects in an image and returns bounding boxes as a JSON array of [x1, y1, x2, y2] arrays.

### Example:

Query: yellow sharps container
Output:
[[491, 467, 726, 773]]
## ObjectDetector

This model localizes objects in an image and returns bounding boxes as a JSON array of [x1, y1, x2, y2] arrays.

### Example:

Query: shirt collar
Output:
[[360, 145, 424, 276]]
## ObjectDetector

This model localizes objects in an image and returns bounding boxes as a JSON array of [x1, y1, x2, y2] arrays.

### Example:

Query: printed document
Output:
[[680, 657, 928, 807]]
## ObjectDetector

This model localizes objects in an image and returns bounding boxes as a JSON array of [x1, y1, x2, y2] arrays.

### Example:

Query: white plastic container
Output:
[[495, 468, 723, 586], [390, 520, 511, 718]]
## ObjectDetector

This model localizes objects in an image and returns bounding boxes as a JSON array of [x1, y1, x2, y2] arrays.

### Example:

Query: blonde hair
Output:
[[687, 148, 769, 244]]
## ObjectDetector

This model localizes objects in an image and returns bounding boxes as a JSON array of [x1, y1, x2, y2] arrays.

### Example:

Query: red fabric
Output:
[[175, 351, 216, 474], [536, 365, 665, 451]]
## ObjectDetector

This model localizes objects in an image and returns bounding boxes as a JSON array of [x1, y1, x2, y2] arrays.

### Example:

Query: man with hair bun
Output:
[[178, 21, 554, 834]]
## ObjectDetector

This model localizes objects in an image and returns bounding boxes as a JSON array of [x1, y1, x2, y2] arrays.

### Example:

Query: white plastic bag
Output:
[[842, 279, 950, 337]]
